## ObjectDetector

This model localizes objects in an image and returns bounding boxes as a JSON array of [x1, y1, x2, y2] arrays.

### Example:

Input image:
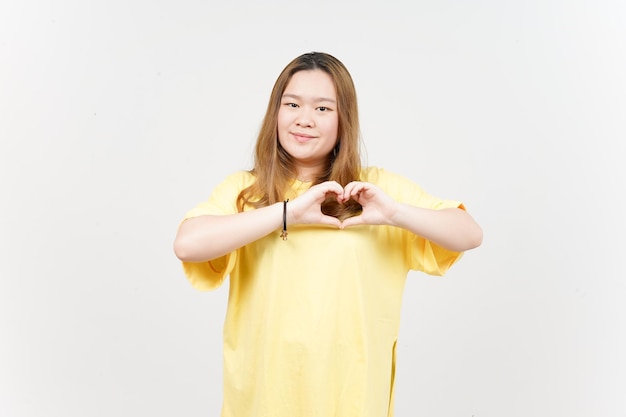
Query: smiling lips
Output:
[[291, 132, 316, 143]]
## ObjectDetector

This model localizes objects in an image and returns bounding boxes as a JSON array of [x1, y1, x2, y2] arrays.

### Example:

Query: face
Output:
[[277, 69, 339, 179]]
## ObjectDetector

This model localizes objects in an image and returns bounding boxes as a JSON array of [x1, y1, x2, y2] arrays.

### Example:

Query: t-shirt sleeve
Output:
[[367, 167, 465, 276], [178, 171, 251, 291]]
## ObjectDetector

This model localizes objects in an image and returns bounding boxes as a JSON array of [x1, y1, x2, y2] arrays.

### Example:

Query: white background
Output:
[[1, 0, 625, 416]]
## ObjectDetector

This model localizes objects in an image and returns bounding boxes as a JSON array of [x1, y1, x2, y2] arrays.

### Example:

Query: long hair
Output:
[[237, 52, 363, 220]]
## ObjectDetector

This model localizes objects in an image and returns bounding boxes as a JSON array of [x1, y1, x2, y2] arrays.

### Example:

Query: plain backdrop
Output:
[[1, 0, 625, 416]]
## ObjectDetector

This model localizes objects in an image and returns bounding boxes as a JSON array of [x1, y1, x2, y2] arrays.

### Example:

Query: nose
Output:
[[296, 109, 314, 127]]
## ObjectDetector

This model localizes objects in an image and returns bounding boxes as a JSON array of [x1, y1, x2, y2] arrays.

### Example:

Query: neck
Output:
[[295, 165, 323, 183]]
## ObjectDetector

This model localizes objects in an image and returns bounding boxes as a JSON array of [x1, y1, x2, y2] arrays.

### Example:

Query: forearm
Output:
[[173, 202, 284, 262], [389, 205, 483, 252]]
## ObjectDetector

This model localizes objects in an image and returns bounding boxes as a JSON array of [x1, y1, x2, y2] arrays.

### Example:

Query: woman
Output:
[[174, 52, 482, 417]]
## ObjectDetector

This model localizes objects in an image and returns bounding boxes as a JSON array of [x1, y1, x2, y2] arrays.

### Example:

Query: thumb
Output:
[[320, 215, 342, 229], [340, 215, 363, 229]]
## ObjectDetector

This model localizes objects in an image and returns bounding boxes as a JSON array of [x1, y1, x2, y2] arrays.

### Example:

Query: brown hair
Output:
[[237, 52, 362, 220]]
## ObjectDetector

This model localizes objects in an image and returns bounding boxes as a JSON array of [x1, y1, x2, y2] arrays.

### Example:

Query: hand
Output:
[[288, 181, 400, 229], [288, 181, 345, 228], [339, 181, 400, 229]]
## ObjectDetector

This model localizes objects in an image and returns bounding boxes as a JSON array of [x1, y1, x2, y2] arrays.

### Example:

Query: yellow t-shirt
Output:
[[181, 166, 464, 417]]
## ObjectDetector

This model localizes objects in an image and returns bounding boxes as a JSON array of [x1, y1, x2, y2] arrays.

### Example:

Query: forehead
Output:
[[284, 70, 337, 98]]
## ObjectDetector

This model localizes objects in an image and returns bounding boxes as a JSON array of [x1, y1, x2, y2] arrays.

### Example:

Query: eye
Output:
[[284, 102, 299, 108], [317, 106, 329, 112]]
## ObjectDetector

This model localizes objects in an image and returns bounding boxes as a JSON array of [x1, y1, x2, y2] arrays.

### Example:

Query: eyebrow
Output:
[[281, 93, 337, 104]]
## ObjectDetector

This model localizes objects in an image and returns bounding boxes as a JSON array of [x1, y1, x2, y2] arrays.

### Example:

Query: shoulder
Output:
[[216, 170, 256, 190], [361, 166, 463, 210], [360, 166, 421, 189], [360, 166, 433, 203], [223, 170, 255, 183], [187, 171, 255, 216], [202, 170, 256, 201]]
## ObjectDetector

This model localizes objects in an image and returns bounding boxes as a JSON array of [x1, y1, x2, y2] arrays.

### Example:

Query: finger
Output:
[[347, 185, 368, 202], [326, 188, 345, 204], [319, 215, 342, 228], [340, 215, 363, 229], [342, 182, 364, 200], [308, 183, 342, 203], [318, 181, 345, 197]]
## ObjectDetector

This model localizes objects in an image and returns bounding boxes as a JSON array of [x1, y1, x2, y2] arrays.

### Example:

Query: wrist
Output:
[[386, 201, 404, 227]]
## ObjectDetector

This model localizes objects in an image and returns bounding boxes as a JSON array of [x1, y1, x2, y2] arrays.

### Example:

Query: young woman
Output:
[[174, 52, 482, 417]]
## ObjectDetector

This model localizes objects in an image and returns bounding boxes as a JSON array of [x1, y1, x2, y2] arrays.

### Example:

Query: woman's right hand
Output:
[[287, 181, 344, 228], [174, 181, 345, 263]]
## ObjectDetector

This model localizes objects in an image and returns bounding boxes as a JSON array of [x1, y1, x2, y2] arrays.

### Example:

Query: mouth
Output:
[[291, 132, 316, 143]]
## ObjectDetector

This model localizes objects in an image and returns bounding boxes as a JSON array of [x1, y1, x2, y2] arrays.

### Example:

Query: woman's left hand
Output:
[[340, 181, 399, 228]]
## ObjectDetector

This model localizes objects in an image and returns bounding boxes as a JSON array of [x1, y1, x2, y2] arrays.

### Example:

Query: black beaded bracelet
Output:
[[280, 199, 289, 240]]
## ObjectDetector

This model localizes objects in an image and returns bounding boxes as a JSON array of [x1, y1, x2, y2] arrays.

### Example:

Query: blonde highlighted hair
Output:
[[237, 52, 363, 220]]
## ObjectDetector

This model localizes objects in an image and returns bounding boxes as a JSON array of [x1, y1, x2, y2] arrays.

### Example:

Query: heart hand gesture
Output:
[[288, 181, 399, 229]]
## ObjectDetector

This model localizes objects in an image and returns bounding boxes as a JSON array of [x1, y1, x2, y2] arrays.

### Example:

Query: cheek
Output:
[[323, 116, 339, 138], [277, 110, 291, 131], [277, 112, 288, 141]]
